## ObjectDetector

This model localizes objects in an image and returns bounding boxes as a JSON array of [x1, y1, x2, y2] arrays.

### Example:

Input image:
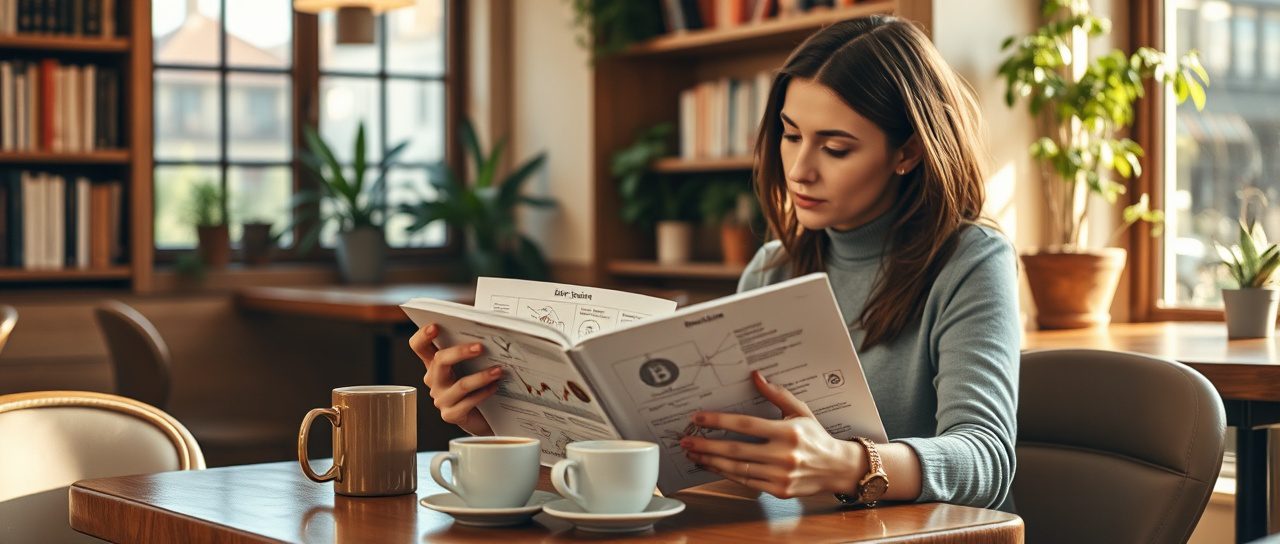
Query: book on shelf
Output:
[[679, 71, 771, 160], [0, 58, 120, 152], [1, 0, 116, 38], [659, 0, 863, 33], [0, 168, 122, 270], [401, 273, 886, 495]]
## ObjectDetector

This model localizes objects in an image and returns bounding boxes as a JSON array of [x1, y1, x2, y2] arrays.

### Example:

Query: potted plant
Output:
[[612, 123, 700, 264], [295, 121, 408, 284], [240, 220, 276, 267], [998, 0, 1210, 329], [568, 0, 665, 60], [700, 177, 760, 266], [190, 181, 229, 269], [1216, 220, 1280, 339], [399, 119, 556, 281]]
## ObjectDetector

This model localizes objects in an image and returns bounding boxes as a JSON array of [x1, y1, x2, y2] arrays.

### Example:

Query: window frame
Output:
[[151, 1, 464, 264]]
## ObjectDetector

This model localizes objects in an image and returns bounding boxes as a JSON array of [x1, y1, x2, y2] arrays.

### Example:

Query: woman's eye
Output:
[[782, 133, 801, 142], [824, 148, 850, 158]]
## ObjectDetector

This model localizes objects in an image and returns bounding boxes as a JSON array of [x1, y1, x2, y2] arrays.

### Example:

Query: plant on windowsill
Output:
[[998, 0, 1210, 329], [295, 121, 408, 284], [613, 122, 701, 265], [240, 218, 278, 267], [190, 180, 229, 270], [1215, 220, 1280, 339], [700, 176, 761, 267], [398, 118, 556, 281]]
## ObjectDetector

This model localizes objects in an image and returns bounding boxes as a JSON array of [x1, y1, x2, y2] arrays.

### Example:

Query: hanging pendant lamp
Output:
[[294, 0, 414, 44]]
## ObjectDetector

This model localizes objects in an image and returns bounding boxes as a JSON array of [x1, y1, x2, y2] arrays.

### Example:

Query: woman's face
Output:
[[778, 78, 917, 231]]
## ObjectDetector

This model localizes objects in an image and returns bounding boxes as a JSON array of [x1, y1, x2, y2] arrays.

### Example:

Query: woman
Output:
[[409, 15, 1018, 511]]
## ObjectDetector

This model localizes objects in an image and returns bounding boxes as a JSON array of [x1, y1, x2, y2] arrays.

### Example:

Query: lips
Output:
[[791, 192, 825, 209]]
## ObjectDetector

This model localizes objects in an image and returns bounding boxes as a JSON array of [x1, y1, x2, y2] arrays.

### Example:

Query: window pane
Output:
[[1264, 12, 1280, 80], [229, 166, 292, 246], [153, 0, 221, 66], [1162, 0, 1280, 308], [387, 79, 444, 164], [154, 69, 220, 161], [320, 76, 382, 163], [226, 0, 292, 69], [154, 165, 221, 249], [320, 11, 380, 74], [228, 72, 291, 162], [385, 167, 446, 248], [387, 1, 446, 76]]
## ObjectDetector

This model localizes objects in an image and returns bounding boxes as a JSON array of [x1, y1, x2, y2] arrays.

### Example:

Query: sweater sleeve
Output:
[[893, 229, 1021, 509], [737, 241, 783, 294]]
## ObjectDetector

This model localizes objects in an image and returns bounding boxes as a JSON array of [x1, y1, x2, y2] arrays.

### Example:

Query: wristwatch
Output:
[[835, 436, 889, 507]]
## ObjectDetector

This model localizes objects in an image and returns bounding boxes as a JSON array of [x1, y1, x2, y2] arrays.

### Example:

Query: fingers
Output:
[[752, 371, 815, 419], [409, 324, 439, 363], [423, 342, 485, 390], [692, 411, 789, 440], [439, 382, 501, 424], [433, 366, 504, 409], [680, 435, 776, 464], [687, 451, 786, 496]]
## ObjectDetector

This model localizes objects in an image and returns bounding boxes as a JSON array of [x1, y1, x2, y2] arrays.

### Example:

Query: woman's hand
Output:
[[679, 371, 865, 499], [409, 323, 501, 436]]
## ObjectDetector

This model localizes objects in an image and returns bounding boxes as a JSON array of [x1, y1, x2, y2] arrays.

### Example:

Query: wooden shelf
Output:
[[620, 2, 895, 58], [0, 150, 131, 164], [651, 156, 754, 173], [0, 267, 132, 282], [0, 35, 130, 53], [609, 260, 745, 280]]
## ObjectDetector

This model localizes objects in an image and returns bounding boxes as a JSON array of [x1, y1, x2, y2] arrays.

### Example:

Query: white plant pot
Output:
[[1222, 288, 1279, 339], [656, 221, 693, 265]]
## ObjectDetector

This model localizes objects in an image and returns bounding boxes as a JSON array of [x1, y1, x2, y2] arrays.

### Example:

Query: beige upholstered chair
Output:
[[0, 304, 17, 356], [1014, 349, 1226, 544], [93, 300, 171, 408], [0, 391, 204, 542]]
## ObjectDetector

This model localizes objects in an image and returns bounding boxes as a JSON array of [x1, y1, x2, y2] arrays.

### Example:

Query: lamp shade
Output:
[[293, 0, 414, 14]]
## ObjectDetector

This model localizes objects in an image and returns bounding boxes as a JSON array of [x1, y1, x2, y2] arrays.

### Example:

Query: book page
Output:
[[569, 273, 887, 495], [474, 277, 679, 344], [401, 298, 621, 464]]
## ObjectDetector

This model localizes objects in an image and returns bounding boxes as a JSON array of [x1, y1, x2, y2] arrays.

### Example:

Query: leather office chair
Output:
[[1014, 349, 1226, 544], [0, 391, 205, 542], [0, 304, 17, 356]]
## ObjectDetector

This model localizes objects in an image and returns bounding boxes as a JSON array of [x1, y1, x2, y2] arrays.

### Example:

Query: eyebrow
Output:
[[779, 112, 859, 141]]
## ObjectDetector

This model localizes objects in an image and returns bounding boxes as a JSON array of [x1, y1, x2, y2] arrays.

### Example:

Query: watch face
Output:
[[860, 476, 889, 500]]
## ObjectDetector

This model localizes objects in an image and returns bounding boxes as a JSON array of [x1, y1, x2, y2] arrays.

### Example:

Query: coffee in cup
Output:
[[429, 436, 541, 508], [298, 385, 417, 496], [551, 440, 659, 514]]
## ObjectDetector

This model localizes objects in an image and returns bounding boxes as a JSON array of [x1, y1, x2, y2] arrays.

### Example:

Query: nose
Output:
[[786, 146, 818, 186]]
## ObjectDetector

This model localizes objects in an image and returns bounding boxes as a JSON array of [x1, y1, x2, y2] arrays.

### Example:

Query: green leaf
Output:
[[352, 121, 367, 201], [498, 153, 548, 209], [1186, 76, 1206, 110], [461, 118, 485, 182]]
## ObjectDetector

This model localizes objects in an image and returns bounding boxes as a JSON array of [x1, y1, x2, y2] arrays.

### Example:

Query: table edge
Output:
[[69, 483, 285, 544], [867, 515, 1024, 543]]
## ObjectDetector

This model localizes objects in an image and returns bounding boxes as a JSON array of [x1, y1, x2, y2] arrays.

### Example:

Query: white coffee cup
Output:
[[551, 440, 659, 514], [429, 436, 540, 508]]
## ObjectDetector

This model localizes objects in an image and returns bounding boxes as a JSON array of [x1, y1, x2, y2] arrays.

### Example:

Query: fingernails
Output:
[[679, 438, 691, 449], [754, 370, 767, 384], [692, 412, 705, 424], [489, 367, 502, 376], [425, 324, 437, 335], [470, 344, 482, 354]]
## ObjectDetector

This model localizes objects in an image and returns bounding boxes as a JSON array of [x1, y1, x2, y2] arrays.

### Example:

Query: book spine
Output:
[[5, 170, 18, 267], [89, 180, 106, 268], [63, 172, 75, 267], [82, 0, 98, 35], [76, 176, 87, 268]]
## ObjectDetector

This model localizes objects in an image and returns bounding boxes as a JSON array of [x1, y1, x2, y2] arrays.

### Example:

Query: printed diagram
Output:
[[577, 319, 601, 338], [611, 332, 749, 408], [484, 334, 599, 421], [517, 420, 586, 456], [526, 305, 566, 331]]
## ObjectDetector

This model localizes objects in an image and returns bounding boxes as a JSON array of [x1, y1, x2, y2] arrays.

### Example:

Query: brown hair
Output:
[[752, 15, 989, 350]]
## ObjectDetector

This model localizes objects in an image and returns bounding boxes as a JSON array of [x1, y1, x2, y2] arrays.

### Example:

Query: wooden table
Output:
[[1025, 322, 1280, 543], [236, 284, 476, 385], [69, 452, 1023, 543]]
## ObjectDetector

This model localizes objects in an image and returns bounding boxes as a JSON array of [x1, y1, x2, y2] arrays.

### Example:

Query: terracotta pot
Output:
[[1222, 288, 1279, 339], [1022, 248, 1127, 329], [196, 224, 230, 269], [241, 222, 274, 267], [720, 224, 755, 266]]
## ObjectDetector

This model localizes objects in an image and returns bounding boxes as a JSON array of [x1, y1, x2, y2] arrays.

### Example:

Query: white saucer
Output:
[[540, 497, 685, 533], [419, 490, 560, 527]]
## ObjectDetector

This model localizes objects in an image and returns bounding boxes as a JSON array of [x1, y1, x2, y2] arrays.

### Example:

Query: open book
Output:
[[401, 273, 886, 495]]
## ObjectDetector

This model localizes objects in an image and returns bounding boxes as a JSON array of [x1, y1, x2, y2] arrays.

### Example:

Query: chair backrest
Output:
[[0, 304, 17, 356], [1014, 349, 1226, 544], [93, 301, 171, 408], [0, 390, 205, 503]]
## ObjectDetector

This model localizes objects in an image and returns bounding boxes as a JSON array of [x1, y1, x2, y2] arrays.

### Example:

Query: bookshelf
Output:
[[590, 1, 932, 295], [0, 1, 153, 291]]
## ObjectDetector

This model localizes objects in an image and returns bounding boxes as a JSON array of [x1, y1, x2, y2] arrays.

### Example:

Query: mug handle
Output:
[[298, 407, 342, 483], [430, 452, 465, 499], [551, 459, 587, 509]]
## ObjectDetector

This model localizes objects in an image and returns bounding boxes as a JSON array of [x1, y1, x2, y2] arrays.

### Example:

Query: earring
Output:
[[896, 168, 906, 175]]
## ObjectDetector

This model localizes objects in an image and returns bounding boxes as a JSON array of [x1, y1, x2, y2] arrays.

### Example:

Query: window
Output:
[[151, 1, 450, 256], [1141, 0, 1280, 314]]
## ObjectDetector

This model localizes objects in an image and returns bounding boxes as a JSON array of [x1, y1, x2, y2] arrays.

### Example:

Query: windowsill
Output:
[[147, 261, 462, 294]]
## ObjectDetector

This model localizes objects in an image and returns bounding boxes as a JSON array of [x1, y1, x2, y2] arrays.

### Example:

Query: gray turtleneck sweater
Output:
[[737, 213, 1020, 511]]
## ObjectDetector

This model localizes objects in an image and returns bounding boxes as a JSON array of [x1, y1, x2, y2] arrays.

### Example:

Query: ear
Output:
[[894, 135, 924, 176]]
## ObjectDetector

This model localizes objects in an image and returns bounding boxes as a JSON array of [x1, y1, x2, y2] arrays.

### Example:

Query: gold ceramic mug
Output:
[[298, 385, 417, 496]]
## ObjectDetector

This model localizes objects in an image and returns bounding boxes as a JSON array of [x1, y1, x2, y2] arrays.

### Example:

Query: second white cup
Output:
[[429, 436, 540, 508], [551, 440, 659, 514]]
